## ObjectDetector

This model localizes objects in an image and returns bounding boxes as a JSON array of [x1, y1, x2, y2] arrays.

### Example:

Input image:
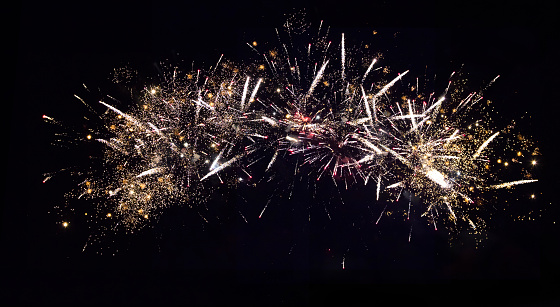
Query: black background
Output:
[[5, 0, 560, 305]]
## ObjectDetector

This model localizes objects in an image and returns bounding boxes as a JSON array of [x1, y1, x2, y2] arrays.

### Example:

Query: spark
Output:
[[307, 60, 329, 98], [473, 131, 500, 159], [424, 168, 451, 189], [200, 154, 242, 181], [240, 76, 250, 110], [136, 167, 165, 178], [488, 179, 538, 189], [362, 58, 377, 81], [341, 33, 346, 80]]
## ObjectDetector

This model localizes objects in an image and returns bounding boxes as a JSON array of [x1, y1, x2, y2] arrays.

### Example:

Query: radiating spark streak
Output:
[[379, 144, 409, 165], [99, 101, 140, 127], [362, 58, 377, 81], [376, 204, 387, 224], [488, 179, 538, 189], [266, 151, 278, 171], [241, 168, 252, 178], [136, 167, 165, 178], [96, 139, 127, 153], [445, 202, 457, 222], [74, 94, 96, 113], [457, 92, 476, 110], [376, 176, 381, 200], [210, 148, 225, 171], [355, 136, 383, 154], [392, 114, 425, 120], [407, 199, 411, 219], [259, 199, 271, 218], [193, 98, 215, 110], [240, 76, 250, 110], [361, 85, 373, 124], [246, 78, 262, 110], [473, 131, 500, 158], [423, 96, 445, 116], [341, 33, 346, 80], [434, 155, 461, 160], [212, 54, 223, 74], [357, 154, 375, 164], [468, 219, 477, 230], [286, 135, 300, 143], [407, 99, 417, 131], [445, 129, 460, 145], [200, 154, 242, 181], [261, 116, 278, 126], [386, 181, 404, 189], [411, 97, 445, 131], [307, 60, 329, 98], [424, 168, 451, 189], [147, 122, 164, 136], [372, 70, 409, 100], [457, 192, 474, 204]]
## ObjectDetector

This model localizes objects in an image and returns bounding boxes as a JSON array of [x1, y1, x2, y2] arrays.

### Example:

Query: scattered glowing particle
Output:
[[62, 222, 68, 228], [504, 162, 509, 166], [150, 89, 156, 95], [144, 214, 149, 219], [497, 159, 502, 164], [517, 151, 522, 156], [107, 213, 112, 218], [86, 134, 92, 140], [531, 194, 535, 199], [252, 41, 257, 46], [531, 160, 537, 165]]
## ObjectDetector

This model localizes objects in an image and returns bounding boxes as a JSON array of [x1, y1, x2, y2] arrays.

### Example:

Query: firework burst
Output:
[[43, 18, 539, 242]]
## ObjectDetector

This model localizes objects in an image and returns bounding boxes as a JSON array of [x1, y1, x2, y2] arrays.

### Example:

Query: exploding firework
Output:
[[43, 18, 539, 242]]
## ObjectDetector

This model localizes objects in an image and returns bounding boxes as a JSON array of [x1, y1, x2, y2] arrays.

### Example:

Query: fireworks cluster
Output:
[[44, 19, 539, 239]]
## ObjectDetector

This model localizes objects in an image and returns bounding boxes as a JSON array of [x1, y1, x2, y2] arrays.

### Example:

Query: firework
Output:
[[44, 18, 539, 241]]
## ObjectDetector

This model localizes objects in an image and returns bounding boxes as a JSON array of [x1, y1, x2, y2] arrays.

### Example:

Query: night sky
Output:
[[5, 0, 559, 305]]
